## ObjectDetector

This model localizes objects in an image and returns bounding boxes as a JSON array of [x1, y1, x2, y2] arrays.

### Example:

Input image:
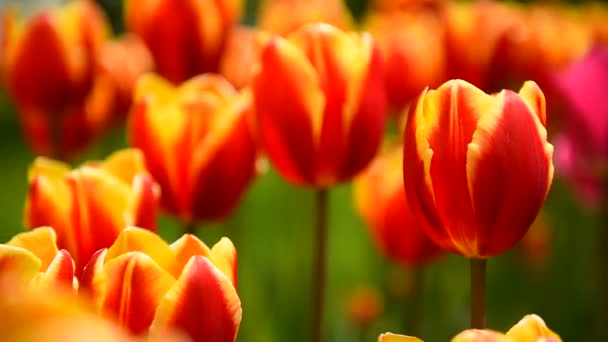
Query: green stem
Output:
[[312, 189, 329, 342], [470, 258, 487, 329], [596, 177, 608, 338]]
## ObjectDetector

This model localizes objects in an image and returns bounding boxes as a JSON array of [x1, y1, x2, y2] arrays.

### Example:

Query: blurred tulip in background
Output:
[[129, 73, 257, 224]]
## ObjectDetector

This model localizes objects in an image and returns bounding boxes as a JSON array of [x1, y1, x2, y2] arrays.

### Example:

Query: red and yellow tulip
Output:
[[129, 73, 257, 223], [1, 0, 108, 112], [82, 227, 241, 341], [355, 143, 443, 266], [24, 149, 160, 270], [252, 23, 387, 187], [124, 0, 242, 84], [0, 227, 75, 292], [219, 26, 271, 89], [403, 79, 553, 258], [381, 314, 560, 342]]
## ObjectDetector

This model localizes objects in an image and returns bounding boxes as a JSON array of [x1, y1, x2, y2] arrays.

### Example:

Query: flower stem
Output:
[[312, 188, 329, 342], [470, 258, 487, 329], [596, 177, 608, 338], [404, 267, 424, 335]]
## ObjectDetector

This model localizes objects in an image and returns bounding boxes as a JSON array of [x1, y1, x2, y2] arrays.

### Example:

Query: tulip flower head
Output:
[[24, 149, 160, 271], [124, 0, 242, 83], [355, 144, 443, 266], [129, 73, 257, 223], [403, 79, 553, 258], [82, 227, 241, 342], [0, 227, 76, 293], [252, 23, 387, 187], [378, 333, 423, 342]]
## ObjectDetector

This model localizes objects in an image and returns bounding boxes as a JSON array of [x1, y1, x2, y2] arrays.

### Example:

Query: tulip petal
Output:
[[451, 329, 509, 342], [505, 314, 561, 341], [466, 90, 553, 257], [0, 245, 41, 283], [378, 332, 424, 342], [97, 252, 175, 335], [518, 81, 546, 126], [33, 249, 75, 290], [253, 36, 324, 185], [98, 149, 149, 186], [170, 234, 211, 277], [210, 237, 238, 288], [7, 227, 58, 271], [107, 227, 176, 275], [151, 256, 241, 342], [129, 174, 160, 230]]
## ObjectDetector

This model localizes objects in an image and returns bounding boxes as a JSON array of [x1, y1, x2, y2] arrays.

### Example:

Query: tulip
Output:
[[81, 227, 240, 341], [403, 79, 553, 328], [0, 0, 114, 157], [1, 0, 108, 112], [24, 149, 160, 271], [551, 47, 608, 206], [0, 227, 76, 292], [218, 26, 271, 89], [124, 0, 242, 84], [364, 12, 446, 112], [252, 23, 387, 187], [257, 0, 353, 36], [403, 79, 553, 258], [355, 144, 443, 266], [451, 330, 510, 342], [378, 333, 423, 342], [129, 73, 257, 224]]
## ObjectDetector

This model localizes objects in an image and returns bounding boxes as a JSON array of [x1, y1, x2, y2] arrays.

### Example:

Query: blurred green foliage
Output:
[[1, 0, 604, 341]]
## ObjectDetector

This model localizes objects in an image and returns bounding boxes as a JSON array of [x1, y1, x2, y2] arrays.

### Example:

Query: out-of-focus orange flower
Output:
[[403, 79, 553, 258], [124, 0, 242, 84], [371, 0, 445, 14], [258, 0, 353, 35], [1, 0, 108, 112], [516, 212, 552, 273], [129, 73, 257, 223], [219, 26, 271, 89], [381, 314, 560, 342], [0, 227, 76, 292], [365, 12, 446, 112], [24, 149, 160, 271], [252, 23, 387, 187], [89, 34, 155, 126], [346, 285, 383, 330], [355, 144, 443, 266], [0, 0, 119, 158], [81, 227, 240, 341]]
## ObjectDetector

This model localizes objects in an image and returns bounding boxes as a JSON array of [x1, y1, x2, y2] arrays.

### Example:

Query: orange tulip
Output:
[[0, 0, 117, 157], [258, 0, 353, 36], [354, 144, 443, 266], [218, 26, 271, 89], [403, 79, 553, 258], [129, 73, 257, 223], [24, 149, 160, 271], [0, 227, 75, 292], [252, 23, 387, 187], [81, 227, 240, 341], [451, 329, 510, 342], [378, 333, 423, 342], [124, 0, 242, 84], [1, 0, 108, 112], [365, 11, 446, 111]]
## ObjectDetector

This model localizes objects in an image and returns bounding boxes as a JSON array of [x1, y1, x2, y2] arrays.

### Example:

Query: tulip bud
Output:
[[82, 227, 241, 341], [124, 0, 242, 83], [24, 149, 160, 271], [403, 79, 553, 258], [252, 23, 387, 187], [129, 73, 257, 223]]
